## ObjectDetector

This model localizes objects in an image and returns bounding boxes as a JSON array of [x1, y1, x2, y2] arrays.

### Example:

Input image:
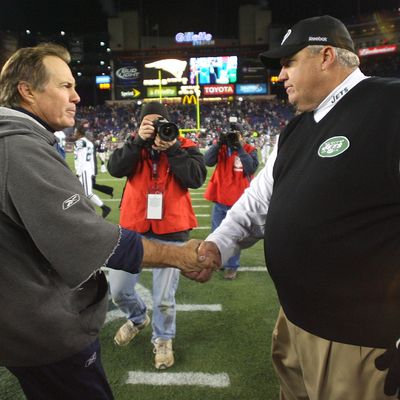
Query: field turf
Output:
[[0, 153, 281, 400]]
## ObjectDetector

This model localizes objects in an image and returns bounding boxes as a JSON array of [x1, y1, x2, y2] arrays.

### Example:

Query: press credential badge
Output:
[[147, 193, 163, 219]]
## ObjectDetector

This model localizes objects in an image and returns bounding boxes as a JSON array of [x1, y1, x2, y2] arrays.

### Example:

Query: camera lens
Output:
[[154, 118, 179, 142]]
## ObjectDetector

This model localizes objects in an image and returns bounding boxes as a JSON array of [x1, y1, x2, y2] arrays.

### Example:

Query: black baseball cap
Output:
[[259, 15, 356, 67]]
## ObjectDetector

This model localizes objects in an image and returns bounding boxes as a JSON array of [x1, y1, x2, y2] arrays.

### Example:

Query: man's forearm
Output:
[[141, 237, 218, 273]]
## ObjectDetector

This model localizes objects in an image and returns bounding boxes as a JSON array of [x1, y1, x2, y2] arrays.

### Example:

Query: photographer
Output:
[[107, 102, 206, 369], [204, 120, 259, 280]]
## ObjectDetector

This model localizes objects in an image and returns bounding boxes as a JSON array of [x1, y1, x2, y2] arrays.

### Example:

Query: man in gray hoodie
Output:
[[0, 43, 215, 400]]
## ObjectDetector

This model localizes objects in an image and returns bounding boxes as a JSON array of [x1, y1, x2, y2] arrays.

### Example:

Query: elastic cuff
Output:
[[133, 135, 148, 147]]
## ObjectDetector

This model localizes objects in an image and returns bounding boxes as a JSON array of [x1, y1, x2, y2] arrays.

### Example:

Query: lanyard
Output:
[[150, 150, 160, 180]]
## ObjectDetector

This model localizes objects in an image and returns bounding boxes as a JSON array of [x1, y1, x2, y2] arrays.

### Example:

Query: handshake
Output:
[[141, 239, 221, 283]]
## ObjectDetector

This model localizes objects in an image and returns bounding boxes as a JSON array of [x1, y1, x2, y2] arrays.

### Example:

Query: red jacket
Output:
[[119, 138, 198, 234], [204, 143, 256, 206]]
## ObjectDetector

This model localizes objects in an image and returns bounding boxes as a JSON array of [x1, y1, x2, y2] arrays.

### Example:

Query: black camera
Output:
[[153, 117, 179, 142], [219, 118, 242, 147], [219, 130, 239, 145]]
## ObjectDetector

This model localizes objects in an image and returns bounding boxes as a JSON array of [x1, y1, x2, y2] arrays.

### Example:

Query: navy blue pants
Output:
[[7, 339, 114, 400]]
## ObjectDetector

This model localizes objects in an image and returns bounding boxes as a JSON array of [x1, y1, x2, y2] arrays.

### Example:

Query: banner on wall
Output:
[[114, 60, 143, 100], [203, 84, 235, 96]]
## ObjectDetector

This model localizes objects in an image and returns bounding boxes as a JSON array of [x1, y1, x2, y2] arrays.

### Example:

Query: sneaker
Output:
[[101, 205, 111, 219], [153, 338, 174, 369], [114, 314, 150, 346], [224, 269, 237, 280]]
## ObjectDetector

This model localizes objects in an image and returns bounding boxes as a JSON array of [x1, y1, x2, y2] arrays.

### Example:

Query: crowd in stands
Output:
[[72, 98, 294, 150], [67, 46, 400, 152], [67, 48, 400, 153], [360, 53, 400, 78]]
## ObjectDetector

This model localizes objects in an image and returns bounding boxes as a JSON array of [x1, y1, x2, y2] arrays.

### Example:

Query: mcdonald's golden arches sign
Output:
[[182, 94, 197, 105]]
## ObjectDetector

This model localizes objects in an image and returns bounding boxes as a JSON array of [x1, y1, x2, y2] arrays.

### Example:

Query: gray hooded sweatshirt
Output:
[[0, 107, 120, 367]]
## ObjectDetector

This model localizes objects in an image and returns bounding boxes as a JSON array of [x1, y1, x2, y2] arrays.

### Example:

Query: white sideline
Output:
[[126, 371, 230, 388]]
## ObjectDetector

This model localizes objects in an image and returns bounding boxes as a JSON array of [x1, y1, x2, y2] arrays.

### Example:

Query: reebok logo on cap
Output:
[[309, 36, 328, 42], [259, 15, 356, 67]]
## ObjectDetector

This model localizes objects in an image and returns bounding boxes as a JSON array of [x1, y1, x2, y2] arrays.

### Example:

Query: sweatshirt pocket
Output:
[[71, 271, 109, 334]]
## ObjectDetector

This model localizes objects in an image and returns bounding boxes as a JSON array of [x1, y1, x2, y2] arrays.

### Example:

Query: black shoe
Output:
[[101, 205, 111, 218]]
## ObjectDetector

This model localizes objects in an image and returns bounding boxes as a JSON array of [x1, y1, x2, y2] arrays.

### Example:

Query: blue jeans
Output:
[[108, 239, 181, 342], [211, 202, 240, 270]]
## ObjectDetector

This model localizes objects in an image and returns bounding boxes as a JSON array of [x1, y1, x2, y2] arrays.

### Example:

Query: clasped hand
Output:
[[180, 240, 222, 283], [138, 119, 176, 151], [152, 135, 176, 152]]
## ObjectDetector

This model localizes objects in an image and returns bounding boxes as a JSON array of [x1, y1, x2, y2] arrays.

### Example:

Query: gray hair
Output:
[[308, 45, 360, 68], [0, 43, 71, 108]]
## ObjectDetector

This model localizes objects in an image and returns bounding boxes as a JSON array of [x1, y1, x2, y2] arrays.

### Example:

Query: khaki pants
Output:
[[271, 308, 395, 400]]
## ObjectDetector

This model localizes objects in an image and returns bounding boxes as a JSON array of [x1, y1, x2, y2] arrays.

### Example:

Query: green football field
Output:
[[0, 153, 281, 400]]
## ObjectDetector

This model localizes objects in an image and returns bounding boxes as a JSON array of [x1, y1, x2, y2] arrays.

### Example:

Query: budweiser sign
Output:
[[358, 44, 397, 57]]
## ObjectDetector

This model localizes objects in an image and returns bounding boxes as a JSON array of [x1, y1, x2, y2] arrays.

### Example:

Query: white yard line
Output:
[[176, 304, 221, 311], [96, 178, 123, 181], [102, 199, 122, 202], [126, 371, 230, 388], [136, 266, 267, 272], [105, 283, 222, 324], [101, 200, 210, 206]]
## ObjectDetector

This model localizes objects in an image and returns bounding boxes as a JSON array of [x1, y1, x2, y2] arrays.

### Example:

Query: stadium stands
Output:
[[73, 99, 294, 149]]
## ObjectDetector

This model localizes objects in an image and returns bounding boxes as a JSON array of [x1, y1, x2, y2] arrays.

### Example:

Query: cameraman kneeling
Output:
[[107, 102, 206, 369], [204, 121, 259, 280]]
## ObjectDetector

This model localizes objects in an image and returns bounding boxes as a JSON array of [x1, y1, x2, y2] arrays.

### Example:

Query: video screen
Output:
[[189, 56, 238, 85]]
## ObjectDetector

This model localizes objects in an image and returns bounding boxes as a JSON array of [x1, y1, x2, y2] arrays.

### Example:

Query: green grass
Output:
[[0, 154, 281, 400]]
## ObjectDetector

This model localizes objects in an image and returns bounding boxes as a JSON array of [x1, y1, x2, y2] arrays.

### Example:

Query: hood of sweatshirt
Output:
[[0, 106, 56, 145]]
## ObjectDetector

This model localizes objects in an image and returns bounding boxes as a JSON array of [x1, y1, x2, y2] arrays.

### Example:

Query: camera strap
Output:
[[150, 150, 160, 181], [147, 149, 163, 220]]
